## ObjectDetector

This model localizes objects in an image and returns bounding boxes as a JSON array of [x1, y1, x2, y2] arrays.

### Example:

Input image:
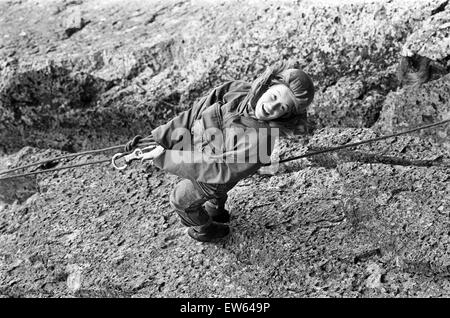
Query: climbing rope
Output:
[[0, 119, 448, 181], [0, 158, 112, 180], [275, 118, 450, 164], [0, 137, 155, 181], [0, 136, 154, 176]]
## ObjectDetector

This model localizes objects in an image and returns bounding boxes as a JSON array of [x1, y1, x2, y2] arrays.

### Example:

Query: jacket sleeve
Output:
[[152, 126, 274, 184], [150, 81, 239, 149]]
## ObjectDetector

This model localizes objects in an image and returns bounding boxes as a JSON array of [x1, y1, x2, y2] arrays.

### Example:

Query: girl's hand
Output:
[[141, 145, 165, 161], [124, 135, 142, 152]]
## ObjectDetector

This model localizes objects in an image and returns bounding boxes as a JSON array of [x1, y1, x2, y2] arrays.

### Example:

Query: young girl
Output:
[[126, 61, 315, 242]]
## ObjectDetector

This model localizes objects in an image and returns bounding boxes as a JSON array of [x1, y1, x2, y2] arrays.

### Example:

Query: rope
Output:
[[0, 137, 155, 181], [0, 138, 154, 176], [0, 158, 111, 180], [274, 119, 450, 164]]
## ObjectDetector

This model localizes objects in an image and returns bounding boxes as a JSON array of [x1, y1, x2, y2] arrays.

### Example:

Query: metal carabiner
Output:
[[112, 149, 143, 170], [111, 144, 157, 170]]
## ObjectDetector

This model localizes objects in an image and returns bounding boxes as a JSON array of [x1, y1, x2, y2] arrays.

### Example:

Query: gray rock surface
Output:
[[374, 73, 450, 150], [401, 1, 450, 60], [0, 0, 449, 298]]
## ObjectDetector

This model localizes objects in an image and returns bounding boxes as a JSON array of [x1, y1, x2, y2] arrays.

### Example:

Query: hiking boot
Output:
[[204, 202, 230, 223], [211, 212, 230, 223], [187, 221, 230, 242]]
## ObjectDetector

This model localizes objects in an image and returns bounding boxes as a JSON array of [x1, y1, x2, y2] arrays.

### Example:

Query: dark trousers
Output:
[[169, 179, 235, 227]]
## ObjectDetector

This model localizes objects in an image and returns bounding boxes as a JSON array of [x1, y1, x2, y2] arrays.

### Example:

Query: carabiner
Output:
[[111, 144, 157, 170], [112, 152, 129, 170]]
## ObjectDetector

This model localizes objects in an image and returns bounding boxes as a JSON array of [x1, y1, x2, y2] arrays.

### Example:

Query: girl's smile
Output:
[[254, 84, 296, 121]]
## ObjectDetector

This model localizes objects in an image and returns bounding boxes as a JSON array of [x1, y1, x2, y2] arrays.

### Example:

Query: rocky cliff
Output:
[[0, 0, 449, 297]]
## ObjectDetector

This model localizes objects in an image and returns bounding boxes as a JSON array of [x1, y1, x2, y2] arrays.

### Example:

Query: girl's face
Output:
[[254, 84, 295, 121]]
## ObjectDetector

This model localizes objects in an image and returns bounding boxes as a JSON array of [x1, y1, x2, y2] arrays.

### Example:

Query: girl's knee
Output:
[[169, 179, 206, 212]]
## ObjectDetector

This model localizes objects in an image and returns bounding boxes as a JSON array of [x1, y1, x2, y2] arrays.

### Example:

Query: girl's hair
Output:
[[242, 60, 315, 136]]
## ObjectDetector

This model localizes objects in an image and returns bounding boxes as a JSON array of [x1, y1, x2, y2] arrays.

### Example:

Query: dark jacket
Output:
[[151, 81, 276, 184]]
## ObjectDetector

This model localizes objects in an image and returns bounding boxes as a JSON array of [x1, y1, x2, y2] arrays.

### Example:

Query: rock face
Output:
[[401, 1, 450, 61], [374, 73, 450, 150], [0, 0, 449, 298], [308, 76, 389, 128], [0, 38, 178, 154], [396, 0, 450, 86]]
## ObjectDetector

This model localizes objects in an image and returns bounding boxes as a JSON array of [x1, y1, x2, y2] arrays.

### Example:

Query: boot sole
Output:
[[187, 228, 230, 242]]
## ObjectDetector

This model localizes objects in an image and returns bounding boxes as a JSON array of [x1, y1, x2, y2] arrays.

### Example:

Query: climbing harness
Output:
[[0, 119, 448, 181]]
